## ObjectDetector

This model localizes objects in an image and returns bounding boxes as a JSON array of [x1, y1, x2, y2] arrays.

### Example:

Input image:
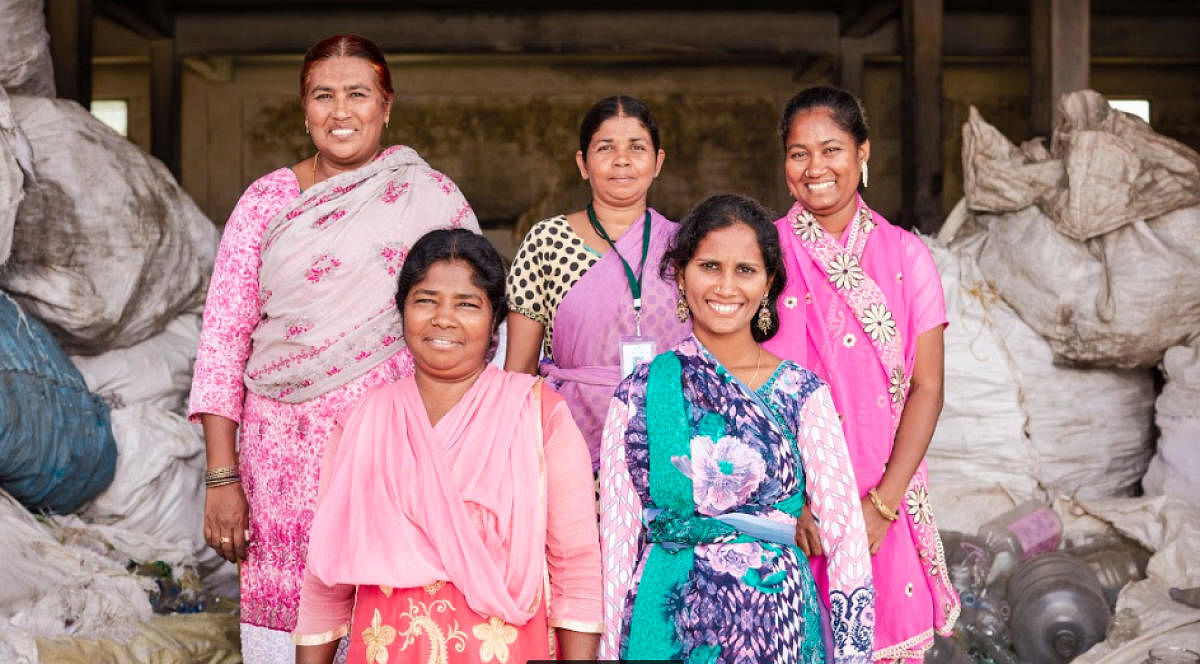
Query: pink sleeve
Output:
[[903, 232, 948, 335], [187, 171, 298, 423], [541, 386, 603, 633], [598, 394, 640, 659], [798, 384, 875, 663], [293, 427, 357, 643], [292, 567, 356, 645]]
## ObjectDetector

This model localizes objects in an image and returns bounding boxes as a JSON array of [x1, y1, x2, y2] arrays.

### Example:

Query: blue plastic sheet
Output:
[[0, 292, 116, 512]]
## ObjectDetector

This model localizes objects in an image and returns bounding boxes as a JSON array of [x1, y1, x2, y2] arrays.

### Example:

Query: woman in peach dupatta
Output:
[[294, 230, 602, 664]]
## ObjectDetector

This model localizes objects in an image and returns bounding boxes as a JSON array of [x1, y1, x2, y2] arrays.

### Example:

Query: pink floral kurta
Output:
[[189, 159, 460, 633], [763, 199, 959, 662]]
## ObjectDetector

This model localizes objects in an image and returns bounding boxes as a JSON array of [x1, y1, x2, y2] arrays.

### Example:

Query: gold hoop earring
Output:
[[756, 295, 772, 335], [676, 283, 690, 322], [861, 161, 869, 188]]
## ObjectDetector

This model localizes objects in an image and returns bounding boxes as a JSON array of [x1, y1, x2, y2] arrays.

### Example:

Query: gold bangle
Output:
[[868, 488, 899, 522], [205, 475, 241, 488], [205, 466, 238, 481]]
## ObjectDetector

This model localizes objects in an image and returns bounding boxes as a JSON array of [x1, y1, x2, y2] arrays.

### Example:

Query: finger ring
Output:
[[220, 536, 231, 544]]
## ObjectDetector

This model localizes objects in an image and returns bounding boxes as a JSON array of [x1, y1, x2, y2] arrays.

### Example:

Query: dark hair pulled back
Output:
[[395, 229, 508, 335], [661, 194, 786, 342], [778, 85, 869, 149], [579, 95, 661, 158], [300, 34, 394, 99]]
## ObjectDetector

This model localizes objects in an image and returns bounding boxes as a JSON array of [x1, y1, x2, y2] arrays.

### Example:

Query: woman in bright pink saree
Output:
[[761, 86, 959, 663], [294, 229, 602, 664], [505, 96, 691, 469]]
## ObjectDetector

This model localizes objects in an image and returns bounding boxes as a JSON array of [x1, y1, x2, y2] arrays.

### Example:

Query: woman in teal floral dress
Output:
[[599, 194, 875, 664]]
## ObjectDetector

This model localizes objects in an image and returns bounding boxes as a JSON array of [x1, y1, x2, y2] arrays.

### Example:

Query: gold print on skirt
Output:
[[388, 597, 467, 664], [472, 616, 518, 663]]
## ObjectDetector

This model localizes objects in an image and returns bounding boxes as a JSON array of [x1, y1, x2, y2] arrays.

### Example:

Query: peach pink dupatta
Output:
[[304, 366, 547, 625]]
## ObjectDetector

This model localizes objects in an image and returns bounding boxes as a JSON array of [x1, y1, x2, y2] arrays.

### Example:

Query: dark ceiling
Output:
[[93, 0, 1200, 42]]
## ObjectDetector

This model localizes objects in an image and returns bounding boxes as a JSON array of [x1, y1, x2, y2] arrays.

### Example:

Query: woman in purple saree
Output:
[[505, 96, 691, 468]]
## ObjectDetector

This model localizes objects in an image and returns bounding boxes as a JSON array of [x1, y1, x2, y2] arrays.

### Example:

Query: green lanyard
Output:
[[586, 202, 652, 335]]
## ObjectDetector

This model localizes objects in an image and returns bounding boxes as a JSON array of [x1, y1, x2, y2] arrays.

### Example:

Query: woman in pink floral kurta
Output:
[[762, 86, 959, 662], [189, 35, 478, 662]]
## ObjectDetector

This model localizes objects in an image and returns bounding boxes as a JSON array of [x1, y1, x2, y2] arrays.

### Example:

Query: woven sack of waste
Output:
[[79, 404, 207, 562], [0, 87, 30, 266], [0, 489, 154, 642], [0, 0, 55, 97], [0, 293, 116, 513], [0, 95, 218, 354], [924, 235, 1155, 532], [70, 308, 202, 413], [1143, 341, 1200, 508], [960, 95, 1200, 369]]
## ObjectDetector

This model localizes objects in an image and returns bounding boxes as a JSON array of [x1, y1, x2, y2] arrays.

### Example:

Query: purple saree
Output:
[[541, 208, 691, 468]]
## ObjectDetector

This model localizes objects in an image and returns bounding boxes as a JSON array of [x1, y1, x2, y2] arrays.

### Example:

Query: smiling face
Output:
[[679, 223, 771, 343], [784, 107, 870, 230], [303, 56, 393, 170], [402, 259, 493, 382], [576, 114, 665, 209]]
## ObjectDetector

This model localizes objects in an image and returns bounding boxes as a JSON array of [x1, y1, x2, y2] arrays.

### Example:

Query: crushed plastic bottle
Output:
[[1064, 532, 1151, 608], [1106, 607, 1141, 647], [942, 530, 994, 601]]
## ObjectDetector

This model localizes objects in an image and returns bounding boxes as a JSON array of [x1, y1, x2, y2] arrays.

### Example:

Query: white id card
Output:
[[619, 336, 657, 379]]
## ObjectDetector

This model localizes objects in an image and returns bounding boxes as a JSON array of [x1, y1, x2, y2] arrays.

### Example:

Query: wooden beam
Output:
[[94, 0, 171, 39], [1030, 0, 1090, 136], [46, 0, 94, 105], [841, 0, 900, 38], [150, 37, 180, 177], [173, 10, 840, 57], [901, 0, 944, 233]]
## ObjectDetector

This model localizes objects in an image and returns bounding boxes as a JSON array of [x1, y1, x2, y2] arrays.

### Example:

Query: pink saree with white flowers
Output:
[[763, 196, 959, 661]]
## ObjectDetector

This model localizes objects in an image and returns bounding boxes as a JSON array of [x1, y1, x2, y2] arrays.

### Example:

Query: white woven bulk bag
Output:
[[961, 99, 1200, 369], [925, 234, 1155, 530], [0, 489, 153, 641], [0, 0, 55, 97], [0, 87, 29, 267], [1143, 342, 1200, 507], [79, 404, 207, 561], [1, 95, 218, 354], [70, 309, 202, 413]]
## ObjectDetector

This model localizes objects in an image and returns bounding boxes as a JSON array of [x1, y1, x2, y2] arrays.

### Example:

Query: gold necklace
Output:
[[747, 345, 763, 388], [312, 152, 320, 185]]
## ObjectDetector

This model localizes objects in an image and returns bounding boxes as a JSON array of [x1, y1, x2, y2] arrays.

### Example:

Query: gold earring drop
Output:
[[675, 284, 690, 322], [304, 120, 309, 135], [756, 295, 772, 335], [862, 161, 870, 188]]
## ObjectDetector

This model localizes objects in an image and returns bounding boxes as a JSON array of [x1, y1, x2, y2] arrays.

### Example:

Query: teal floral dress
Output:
[[599, 337, 875, 664]]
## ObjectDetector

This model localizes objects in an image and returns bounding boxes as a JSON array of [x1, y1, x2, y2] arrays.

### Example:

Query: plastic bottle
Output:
[[1106, 607, 1141, 647], [1065, 532, 1151, 608], [1007, 553, 1111, 664], [941, 530, 994, 600], [978, 500, 1062, 583]]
